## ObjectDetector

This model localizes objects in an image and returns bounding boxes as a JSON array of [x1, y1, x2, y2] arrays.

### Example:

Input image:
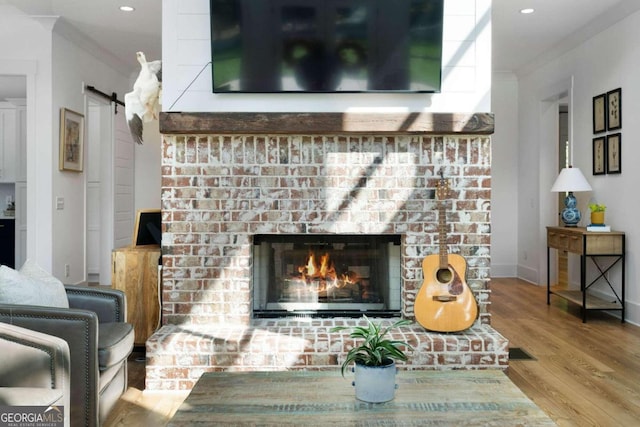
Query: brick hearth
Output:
[[147, 112, 507, 391], [147, 320, 507, 391]]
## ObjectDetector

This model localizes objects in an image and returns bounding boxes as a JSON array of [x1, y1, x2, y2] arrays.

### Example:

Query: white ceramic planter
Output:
[[353, 361, 398, 403]]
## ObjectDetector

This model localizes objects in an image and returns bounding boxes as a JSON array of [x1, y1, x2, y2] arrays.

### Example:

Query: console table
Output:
[[546, 226, 625, 322]]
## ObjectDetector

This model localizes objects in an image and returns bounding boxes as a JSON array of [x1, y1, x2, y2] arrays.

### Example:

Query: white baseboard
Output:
[[490, 264, 517, 277], [516, 264, 538, 285]]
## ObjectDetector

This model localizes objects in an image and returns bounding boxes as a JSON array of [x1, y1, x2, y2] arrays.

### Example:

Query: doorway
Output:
[[0, 75, 26, 270], [556, 105, 569, 287], [86, 96, 111, 283], [537, 78, 572, 288], [85, 95, 135, 285]]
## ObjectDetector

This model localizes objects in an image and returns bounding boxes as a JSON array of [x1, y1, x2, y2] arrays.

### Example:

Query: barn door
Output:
[[85, 97, 134, 284]]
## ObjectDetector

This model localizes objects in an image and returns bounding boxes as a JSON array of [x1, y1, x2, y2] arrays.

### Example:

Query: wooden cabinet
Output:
[[0, 219, 15, 268], [111, 246, 161, 346], [546, 226, 625, 322]]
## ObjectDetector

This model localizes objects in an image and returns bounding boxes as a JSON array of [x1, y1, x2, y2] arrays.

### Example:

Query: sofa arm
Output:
[[65, 285, 126, 323], [0, 305, 100, 426], [0, 322, 70, 389], [0, 323, 70, 420]]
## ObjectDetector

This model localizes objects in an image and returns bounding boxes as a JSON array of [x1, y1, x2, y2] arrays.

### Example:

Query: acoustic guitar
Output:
[[415, 174, 478, 332]]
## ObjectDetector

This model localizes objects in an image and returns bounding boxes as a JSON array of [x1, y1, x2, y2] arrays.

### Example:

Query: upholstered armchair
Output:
[[0, 285, 134, 427], [0, 322, 71, 426]]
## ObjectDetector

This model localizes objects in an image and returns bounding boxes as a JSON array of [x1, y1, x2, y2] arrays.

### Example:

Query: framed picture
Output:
[[607, 88, 622, 131], [59, 108, 84, 172], [592, 93, 606, 134], [606, 133, 621, 174], [592, 137, 606, 175]]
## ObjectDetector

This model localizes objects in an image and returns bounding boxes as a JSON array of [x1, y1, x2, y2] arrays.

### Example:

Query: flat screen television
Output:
[[132, 209, 161, 247], [210, 0, 444, 93]]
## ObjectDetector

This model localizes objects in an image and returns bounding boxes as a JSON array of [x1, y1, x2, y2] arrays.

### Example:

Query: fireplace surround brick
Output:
[[147, 112, 507, 391], [160, 133, 492, 325]]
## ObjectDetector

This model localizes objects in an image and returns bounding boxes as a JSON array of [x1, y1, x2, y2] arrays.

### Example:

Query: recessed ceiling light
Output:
[[520, 8, 535, 14], [119, 6, 135, 12]]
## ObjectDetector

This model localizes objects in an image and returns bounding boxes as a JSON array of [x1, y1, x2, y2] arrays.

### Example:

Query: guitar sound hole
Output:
[[436, 268, 452, 284]]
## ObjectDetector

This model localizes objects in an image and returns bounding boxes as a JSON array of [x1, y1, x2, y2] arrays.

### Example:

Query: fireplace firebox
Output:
[[253, 234, 401, 317]]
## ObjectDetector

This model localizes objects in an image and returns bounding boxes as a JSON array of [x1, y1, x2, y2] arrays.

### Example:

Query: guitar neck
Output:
[[438, 200, 448, 269]]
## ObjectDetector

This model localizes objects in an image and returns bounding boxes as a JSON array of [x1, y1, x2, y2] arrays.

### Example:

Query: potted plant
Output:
[[331, 315, 413, 403], [589, 203, 606, 225]]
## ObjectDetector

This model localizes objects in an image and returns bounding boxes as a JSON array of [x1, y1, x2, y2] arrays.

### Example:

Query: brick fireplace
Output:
[[146, 112, 508, 391]]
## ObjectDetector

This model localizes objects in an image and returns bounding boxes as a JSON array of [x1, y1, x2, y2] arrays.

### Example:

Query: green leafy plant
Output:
[[331, 315, 413, 376], [589, 203, 606, 212]]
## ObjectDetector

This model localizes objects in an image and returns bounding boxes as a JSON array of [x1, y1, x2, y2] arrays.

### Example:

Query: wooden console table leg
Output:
[[581, 254, 587, 323], [547, 246, 551, 305]]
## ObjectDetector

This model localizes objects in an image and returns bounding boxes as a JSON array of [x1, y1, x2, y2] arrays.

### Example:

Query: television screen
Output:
[[132, 209, 161, 247], [210, 0, 443, 93]]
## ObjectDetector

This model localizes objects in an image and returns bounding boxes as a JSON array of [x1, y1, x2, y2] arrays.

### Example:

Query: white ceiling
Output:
[[2, 0, 640, 86], [1, 0, 162, 72], [492, 0, 639, 72]]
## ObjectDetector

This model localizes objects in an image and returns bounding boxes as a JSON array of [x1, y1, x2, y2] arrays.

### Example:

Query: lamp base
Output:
[[560, 192, 581, 227]]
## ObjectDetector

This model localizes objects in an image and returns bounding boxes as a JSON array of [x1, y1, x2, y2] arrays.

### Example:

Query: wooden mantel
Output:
[[159, 112, 494, 135]]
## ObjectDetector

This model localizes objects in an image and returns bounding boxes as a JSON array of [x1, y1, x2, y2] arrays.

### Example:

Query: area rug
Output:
[[168, 370, 556, 426]]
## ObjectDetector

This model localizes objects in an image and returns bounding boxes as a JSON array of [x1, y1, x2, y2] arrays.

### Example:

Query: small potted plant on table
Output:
[[589, 203, 606, 225], [331, 315, 413, 403]]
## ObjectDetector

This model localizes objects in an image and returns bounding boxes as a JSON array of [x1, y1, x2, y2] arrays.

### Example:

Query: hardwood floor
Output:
[[491, 278, 640, 426], [104, 278, 640, 426]]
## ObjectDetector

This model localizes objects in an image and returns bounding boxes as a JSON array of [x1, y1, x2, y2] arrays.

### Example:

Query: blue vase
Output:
[[560, 192, 581, 227]]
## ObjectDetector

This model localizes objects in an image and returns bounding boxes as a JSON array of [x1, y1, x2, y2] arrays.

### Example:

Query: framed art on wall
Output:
[[607, 88, 622, 131], [606, 133, 621, 174], [592, 93, 606, 134], [59, 108, 84, 172], [592, 137, 606, 175]]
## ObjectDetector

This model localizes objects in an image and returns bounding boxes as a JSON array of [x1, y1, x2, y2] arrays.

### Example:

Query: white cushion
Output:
[[0, 261, 69, 308]]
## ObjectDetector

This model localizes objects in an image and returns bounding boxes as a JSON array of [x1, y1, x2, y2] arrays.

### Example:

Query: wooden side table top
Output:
[[168, 370, 555, 426], [547, 226, 624, 255], [546, 226, 624, 235]]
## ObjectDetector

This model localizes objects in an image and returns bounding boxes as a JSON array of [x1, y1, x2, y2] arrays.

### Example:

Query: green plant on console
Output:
[[589, 203, 606, 212], [331, 315, 414, 376]]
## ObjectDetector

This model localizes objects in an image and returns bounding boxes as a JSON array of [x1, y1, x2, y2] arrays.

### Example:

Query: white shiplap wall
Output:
[[161, 0, 492, 113]]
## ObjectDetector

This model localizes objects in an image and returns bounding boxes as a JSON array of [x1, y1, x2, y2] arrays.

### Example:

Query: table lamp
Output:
[[550, 166, 592, 227]]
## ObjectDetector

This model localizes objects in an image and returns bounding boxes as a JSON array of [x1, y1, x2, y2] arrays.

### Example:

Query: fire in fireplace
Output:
[[253, 235, 401, 317]]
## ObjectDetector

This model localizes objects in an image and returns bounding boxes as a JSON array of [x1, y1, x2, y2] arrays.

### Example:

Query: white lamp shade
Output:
[[550, 167, 592, 192]]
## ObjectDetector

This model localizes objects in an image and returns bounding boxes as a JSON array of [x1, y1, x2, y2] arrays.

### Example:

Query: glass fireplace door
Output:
[[253, 234, 400, 317]]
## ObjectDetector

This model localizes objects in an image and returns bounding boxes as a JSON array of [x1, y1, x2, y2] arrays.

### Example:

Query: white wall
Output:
[[516, 9, 640, 324], [489, 72, 518, 277], [51, 26, 132, 283], [162, 0, 492, 113], [135, 120, 162, 213]]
